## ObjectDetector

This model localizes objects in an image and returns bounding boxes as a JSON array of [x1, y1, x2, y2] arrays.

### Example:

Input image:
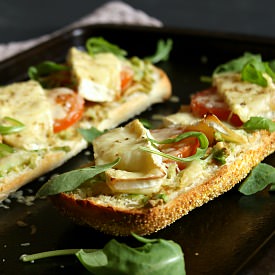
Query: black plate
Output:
[[0, 24, 274, 275]]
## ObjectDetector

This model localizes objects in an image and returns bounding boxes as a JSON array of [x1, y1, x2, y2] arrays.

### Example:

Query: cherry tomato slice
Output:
[[49, 88, 85, 133], [190, 87, 243, 126], [120, 67, 134, 92], [151, 127, 200, 171], [160, 136, 200, 170]]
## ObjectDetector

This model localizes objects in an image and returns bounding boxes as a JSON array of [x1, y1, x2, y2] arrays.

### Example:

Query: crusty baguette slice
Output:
[[80, 67, 171, 131], [51, 126, 275, 236]]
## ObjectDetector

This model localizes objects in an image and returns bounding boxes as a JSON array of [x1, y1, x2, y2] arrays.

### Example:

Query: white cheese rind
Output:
[[213, 73, 275, 122], [68, 47, 122, 102], [92, 119, 166, 193], [0, 80, 54, 150]]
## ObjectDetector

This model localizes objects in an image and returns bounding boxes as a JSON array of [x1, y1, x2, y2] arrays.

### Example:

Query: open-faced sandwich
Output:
[[0, 37, 172, 201], [37, 52, 275, 236]]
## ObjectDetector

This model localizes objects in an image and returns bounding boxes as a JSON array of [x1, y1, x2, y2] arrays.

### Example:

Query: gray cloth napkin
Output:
[[0, 1, 162, 62]]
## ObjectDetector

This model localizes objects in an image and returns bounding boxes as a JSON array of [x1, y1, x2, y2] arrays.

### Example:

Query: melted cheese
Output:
[[46, 87, 75, 119], [163, 112, 200, 127], [68, 47, 122, 102], [0, 80, 53, 150], [213, 73, 275, 122], [92, 119, 166, 194]]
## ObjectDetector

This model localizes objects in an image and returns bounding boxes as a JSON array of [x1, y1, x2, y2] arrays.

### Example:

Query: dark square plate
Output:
[[0, 24, 274, 275]]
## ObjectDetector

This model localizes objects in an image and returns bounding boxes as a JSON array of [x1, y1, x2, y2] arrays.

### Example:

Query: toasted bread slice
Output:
[[51, 119, 275, 236], [80, 67, 171, 131]]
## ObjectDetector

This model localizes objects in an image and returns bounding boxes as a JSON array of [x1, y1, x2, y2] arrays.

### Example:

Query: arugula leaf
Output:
[[213, 52, 262, 75], [241, 62, 268, 86], [243, 117, 275, 132], [145, 38, 173, 64], [139, 118, 153, 129], [76, 233, 185, 275], [20, 233, 186, 275], [85, 37, 173, 64], [213, 52, 275, 87], [200, 75, 212, 83], [28, 61, 71, 88], [28, 61, 69, 80], [78, 127, 105, 143], [20, 249, 96, 262], [36, 158, 120, 197], [268, 59, 275, 71], [140, 131, 209, 162], [86, 37, 127, 58], [0, 117, 25, 135], [239, 163, 275, 195]]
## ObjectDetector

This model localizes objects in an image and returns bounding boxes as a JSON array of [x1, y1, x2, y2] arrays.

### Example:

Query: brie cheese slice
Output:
[[68, 47, 122, 102], [93, 119, 166, 194], [0, 80, 54, 150], [213, 72, 275, 122]]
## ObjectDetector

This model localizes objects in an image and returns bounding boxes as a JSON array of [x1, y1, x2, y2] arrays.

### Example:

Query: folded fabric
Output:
[[0, 1, 162, 62]]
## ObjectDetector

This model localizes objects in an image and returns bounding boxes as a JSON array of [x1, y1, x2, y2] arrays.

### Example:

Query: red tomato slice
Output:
[[49, 88, 85, 133], [150, 128, 200, 170], [190, 87, 243, 126], [120, 67, 134, 92], [160, 136, 200, 170]]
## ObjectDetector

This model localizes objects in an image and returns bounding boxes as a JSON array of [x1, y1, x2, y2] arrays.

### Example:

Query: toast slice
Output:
[[48, 52, 275, 236], [50, 115, 274, 236]]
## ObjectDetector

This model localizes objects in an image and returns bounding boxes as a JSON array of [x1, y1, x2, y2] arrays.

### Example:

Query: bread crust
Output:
[[51, 130, 275, 236]]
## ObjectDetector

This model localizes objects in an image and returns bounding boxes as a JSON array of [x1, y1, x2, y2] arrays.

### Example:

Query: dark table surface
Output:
[[0, 1, 274, 274]]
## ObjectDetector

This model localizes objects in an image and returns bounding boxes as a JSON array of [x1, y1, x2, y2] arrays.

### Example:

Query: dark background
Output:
[[0, 0, 274, 274], [0, 0, 274, 43]]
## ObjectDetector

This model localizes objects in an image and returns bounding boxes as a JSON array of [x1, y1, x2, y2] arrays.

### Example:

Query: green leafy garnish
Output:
[[28, 61, 69, 80], [86, 37, 173, 65], [213, 52, 262, 75], [0, 116, 18, 158], [36, 158, 120, 197], [140, 131, 209, 162], [268, 59, 275, 71], [20, 233, 186, 275], [145, 38, 173, 64], [200, 75, 212, 83], [239, 163, 275, 195], [20, 249, 96, 262], [213, 52, 275, 87], [78, 127, 105, 143], [28, 61, 70, 88], [85, 37, 127, 58], [0, 143, 14, 157], [243, 117, 275, 132], [139, 118, 153, 129], [241, 60, 275, 86], [0, 117, 25, 135]]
